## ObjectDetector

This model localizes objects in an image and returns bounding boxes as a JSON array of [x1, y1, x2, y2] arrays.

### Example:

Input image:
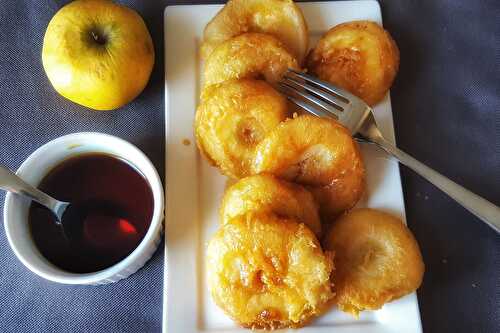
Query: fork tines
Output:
[[278, 69, 371, 134], [279, 69, 352, 115]]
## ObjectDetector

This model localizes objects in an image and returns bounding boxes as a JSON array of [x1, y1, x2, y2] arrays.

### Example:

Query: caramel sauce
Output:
[[28, 153, 154, 273]]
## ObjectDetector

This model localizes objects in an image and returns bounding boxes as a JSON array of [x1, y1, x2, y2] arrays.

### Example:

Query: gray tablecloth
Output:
[[0, 1, 498, 332]]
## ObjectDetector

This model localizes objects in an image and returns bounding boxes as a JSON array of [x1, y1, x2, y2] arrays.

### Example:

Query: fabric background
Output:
[[0, 0, 498, 332]]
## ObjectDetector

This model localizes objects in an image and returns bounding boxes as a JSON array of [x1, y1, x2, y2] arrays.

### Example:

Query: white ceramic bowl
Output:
[[3, 132, 164, 285]]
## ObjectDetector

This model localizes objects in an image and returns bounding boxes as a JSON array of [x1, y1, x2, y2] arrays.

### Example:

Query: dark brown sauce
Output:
[[29, 153, 154, 273]]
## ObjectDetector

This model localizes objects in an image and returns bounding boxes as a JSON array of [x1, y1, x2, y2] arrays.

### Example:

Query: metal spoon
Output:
[[0, 165, 70, 220], [0, 165, 77, 240]]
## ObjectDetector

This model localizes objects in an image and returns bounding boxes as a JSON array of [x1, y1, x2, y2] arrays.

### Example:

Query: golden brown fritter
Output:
[[307, 20, 400, 106], [207, 212, 334, 329], [323, 208, 424, 317], [220, 174, 322, 237], [203, 33, 300, 86], [195, 79, 288, 178], [252, 115, 365, 218], [201, 0, 309, 64], [306, 172, 364, 222]]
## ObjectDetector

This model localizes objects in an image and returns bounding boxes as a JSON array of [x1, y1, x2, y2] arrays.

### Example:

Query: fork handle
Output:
[[372, 137, 500, 232]]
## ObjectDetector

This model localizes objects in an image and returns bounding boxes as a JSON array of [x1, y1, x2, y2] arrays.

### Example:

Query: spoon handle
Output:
[[0, 165, 65, 220]]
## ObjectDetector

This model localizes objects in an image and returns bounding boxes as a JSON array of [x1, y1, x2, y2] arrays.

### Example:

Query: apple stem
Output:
[[90, 30, 106, 45]]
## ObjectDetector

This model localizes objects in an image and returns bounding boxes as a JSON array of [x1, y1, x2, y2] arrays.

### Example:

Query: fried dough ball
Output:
[[323, 208, 424, 316], [201, 0, 309, 64], [253, 115, 365, 218], [204, 33, 300, 86], [207, 212, 334, 329], [220, 174, 322, 237], [307, 20, 399, 106], [195, 79, 288, 178]]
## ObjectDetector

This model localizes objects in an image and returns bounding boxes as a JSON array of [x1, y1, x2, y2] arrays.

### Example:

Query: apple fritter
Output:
[[204, 33, 300, 86], [307, 20, 399, 106], [220, 174, 322, 237], [207, 212, 334, 329], [201, 0, 309, 64], [195, 79, 288, 178], [323, 208, 424, 317], [252, 115, 365, 218]]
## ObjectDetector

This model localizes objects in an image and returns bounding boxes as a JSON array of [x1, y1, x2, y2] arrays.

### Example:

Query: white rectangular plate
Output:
[[164, 1, 422, 332]]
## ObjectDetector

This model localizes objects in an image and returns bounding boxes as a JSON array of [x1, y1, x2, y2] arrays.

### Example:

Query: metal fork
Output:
[[278, 69, 500, 233]]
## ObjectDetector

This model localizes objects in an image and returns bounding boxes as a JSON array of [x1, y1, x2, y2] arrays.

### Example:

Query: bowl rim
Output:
[[3, 132, 164, 284]]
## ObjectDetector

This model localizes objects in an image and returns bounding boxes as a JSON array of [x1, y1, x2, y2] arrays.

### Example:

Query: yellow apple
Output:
[[42, 0, 154, 111]]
